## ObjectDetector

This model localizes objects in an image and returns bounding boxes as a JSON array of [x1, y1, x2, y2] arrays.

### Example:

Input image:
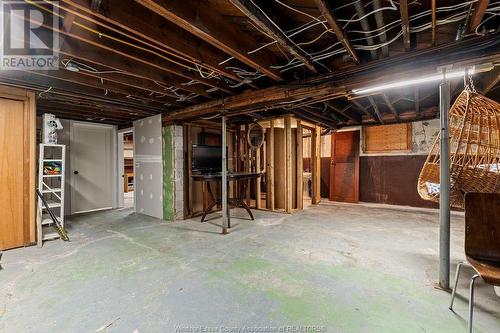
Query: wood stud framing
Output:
[[284, 114, 293, 213], [296, 120, 303, 210], [266, 120, 275, 210], [311, 126, 321, 205]]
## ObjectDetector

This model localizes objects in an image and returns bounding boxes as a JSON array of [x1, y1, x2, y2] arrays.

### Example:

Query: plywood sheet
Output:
[[364, 123, 412, 153]]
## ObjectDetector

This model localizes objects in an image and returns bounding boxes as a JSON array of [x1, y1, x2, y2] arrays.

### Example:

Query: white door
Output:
[[71, 122, 114, 214], [134, 115, 163, 219]]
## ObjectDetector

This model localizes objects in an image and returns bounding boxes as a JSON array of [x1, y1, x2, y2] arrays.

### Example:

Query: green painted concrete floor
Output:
[[1, 202, 499, 333]]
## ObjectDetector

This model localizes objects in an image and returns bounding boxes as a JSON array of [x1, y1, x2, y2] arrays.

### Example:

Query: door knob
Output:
[[73, 170, 79, 175]]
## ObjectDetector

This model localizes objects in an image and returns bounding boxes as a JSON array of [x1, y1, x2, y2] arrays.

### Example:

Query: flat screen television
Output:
[[192, 145, 222, 173]]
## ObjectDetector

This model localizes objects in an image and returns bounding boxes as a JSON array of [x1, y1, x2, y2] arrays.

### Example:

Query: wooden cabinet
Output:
[[0, 86, 36, 250]]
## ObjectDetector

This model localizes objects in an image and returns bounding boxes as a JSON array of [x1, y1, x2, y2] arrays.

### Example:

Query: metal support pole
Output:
[[221, 115, 229, 234], [439, 71, 451, 290]]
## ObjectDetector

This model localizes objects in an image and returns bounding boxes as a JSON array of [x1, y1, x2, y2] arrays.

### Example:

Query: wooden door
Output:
[[0, 98, 28, 249], [329, 131, 360, 203]]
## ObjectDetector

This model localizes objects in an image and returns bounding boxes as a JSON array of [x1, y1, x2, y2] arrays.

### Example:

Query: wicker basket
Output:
[[417, 90, 500, 208]]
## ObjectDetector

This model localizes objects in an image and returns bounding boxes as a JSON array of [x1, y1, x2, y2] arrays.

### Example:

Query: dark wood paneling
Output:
[[360, 155, 438, 208], [330, 131, 360, 203]]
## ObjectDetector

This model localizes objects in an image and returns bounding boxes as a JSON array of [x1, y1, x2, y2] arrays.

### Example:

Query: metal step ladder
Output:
[[36, 144, 66, 247]]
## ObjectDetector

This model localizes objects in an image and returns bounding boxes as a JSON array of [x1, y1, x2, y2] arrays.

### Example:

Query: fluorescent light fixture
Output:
[[352, 68, 475, 95]]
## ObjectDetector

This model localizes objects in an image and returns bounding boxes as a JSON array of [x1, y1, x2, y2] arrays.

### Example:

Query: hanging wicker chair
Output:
[[417, 89, 500, 208]]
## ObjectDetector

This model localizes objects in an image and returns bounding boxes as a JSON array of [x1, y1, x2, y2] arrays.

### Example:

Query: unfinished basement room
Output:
[[1, 0, 500, 332]]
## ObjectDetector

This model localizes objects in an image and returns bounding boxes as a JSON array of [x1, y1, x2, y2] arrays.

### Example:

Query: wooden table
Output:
[[192, 172, 262, 228]]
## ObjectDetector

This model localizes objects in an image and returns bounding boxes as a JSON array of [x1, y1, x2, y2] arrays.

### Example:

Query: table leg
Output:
[[238, 179, 254, 220], [201, 201, 218, 222], [201, 181, 219, 222]]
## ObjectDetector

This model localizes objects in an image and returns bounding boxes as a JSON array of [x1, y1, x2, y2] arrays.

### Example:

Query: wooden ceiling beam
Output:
[[165, 33, 499, 123], [351, 99, 377, 121], [134, 0, 283, 81], [325, 102, 361, 124], [399, 0, 411, 50], [38, 99, 156, 118], [0, 74, 164, 113], [367, 97, 384, 124], [431, 0, 437, 46], [381, 94, 400, 121], [229, 0, 316, 73], [38, 105, 135, 122], [72, 70, 187, 104], [469, 0, 490, 33], [294, 108, 337, 129], [314, 0, 359, 63], [15, 23, 208, 99], [22, 69, 183, 107], [480, 66, 500, 94], [61, 23, 229, 95], [58, 0, 241, 82], [19, 7, 223, 96], [62, 42, 208, 98], [38, 108, 124, 124]]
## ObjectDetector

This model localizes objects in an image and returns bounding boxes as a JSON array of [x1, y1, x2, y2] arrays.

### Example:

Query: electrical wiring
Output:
[[181, 80, 201, 86], [297, 29, 333, 46], [248, 0, 312, 56], [61, 58, 186, 99], [348, 1, 478, 36], [475, 12, 500, 35], [201, 114, 221, 120], [26, 0, 217, 81], [337, 0, 397, 23], [38, 86, 53, 98], [353, 31, 403, 50], [41, 0, 227, 79], [273, 1, 491, 73], [273, 0, 328, 30], [61, 59, 122, 75]]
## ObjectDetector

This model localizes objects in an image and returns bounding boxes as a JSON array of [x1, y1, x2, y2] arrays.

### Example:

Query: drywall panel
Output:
[[134, 115, 163, 219]]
